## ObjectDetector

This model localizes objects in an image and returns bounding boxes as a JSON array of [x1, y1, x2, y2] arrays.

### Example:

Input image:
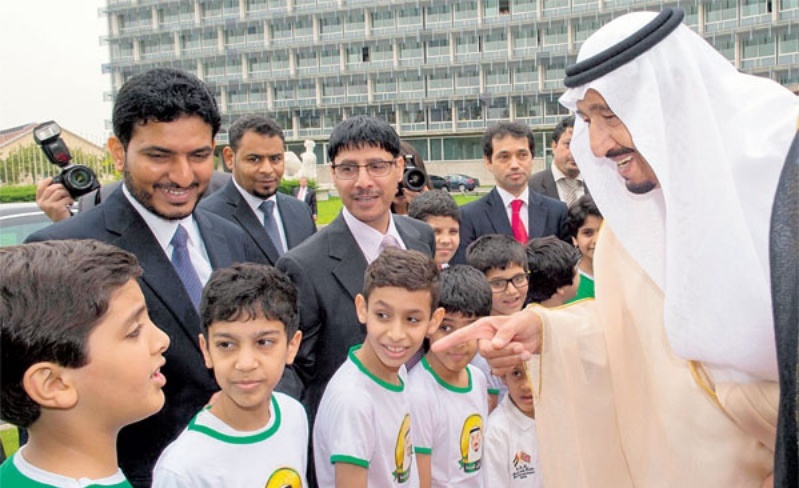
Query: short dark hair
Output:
[[228, 115, 285, 151], [112, 68, 221, 149], [525, 236, 581, 303], [438, 265, 492, 318], [552, 115, 576, 144], [465, 234, 528, 274], [201, 263, 299, 337], [1, 240, 142, 428], [363, 248, 441, 311], [408, 190, 461, 224], [482, 121, 535, 160], [567, 194, 603, 239], [327, 115, 401, 163]]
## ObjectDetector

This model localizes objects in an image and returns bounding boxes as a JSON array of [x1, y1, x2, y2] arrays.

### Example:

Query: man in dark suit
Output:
[[200, 115, 316, 266], [26, 68, 264, 488], [529, 115, 588, 205], [452, 121, 569, 264], [277, 116, 435, 419], [292, 176, 318, 221]]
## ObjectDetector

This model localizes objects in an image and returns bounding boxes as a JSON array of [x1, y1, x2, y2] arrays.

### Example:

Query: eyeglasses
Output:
[[488, 273, 529, 293], [331, 160, 396, 179]]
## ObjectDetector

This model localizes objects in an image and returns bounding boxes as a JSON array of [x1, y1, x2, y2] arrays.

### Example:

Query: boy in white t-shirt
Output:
[[484, 362, 542, 488], [0, 240, 169, 488], [408, 265, 493, 488], [152, 263, 306, 487], [314, 248, 445, 488]]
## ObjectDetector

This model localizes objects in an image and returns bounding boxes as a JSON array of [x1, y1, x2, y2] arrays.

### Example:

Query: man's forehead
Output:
[[576, 90, 614, 114], [492, 134, 530, 149]]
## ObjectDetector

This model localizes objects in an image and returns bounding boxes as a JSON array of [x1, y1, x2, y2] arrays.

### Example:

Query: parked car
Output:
[[0, 202, 52, 247], [428, 175, 451, 192], [445, 174, 480, 192]]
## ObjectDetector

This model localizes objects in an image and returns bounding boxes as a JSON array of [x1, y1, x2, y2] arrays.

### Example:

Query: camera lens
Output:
[[403, 167, 426, 192], [65, 167, 95, 191]]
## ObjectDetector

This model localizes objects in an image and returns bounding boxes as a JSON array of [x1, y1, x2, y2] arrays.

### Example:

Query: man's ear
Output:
[[483, 155, 493, 170], [198, 333, 214, 369], [285, 331, 303, 366], [222, 146, 236, 171], [108, 136, 125, 172], [427, 307, 446, 335], [355, 294, 368, 325], [23, 362, 78, 411], [572, 236, 579, 247]]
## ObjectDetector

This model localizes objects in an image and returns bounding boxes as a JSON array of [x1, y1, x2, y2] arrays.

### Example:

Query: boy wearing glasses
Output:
[[276, 116, 435, 426], [464, 234, 530, 412]]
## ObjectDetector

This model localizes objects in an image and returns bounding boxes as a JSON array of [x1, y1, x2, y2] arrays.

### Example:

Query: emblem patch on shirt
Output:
[[393, 414, 413, 483], [512, 451, 536, 480], [458, 414, 484, 473]]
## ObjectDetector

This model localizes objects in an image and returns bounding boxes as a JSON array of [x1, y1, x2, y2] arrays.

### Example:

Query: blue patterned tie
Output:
[[170, 225, 203, 308], [260, 200, 285, 256]]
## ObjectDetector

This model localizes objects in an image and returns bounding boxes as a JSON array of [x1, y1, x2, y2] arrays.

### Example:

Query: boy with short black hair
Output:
[[408, 265, 493, 487], [408, 190, 461, 268], [465, 234, 529, 410], [526, 236, 582, 307], [0, 240, 169, 487], [152, 263, 306, 487], [314, 248, 445, 488], [566, 194, 604, 303]]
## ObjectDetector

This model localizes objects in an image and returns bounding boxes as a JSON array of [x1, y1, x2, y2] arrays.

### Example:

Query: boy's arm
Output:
[[415, 453, 432, 488], [335, 462, 368, 488]]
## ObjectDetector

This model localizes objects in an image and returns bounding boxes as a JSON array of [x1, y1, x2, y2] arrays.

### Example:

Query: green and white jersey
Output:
[[408, 357, 488, 487], [314, 345, 419, 488], [152, 392, 308, 488], [484, 395, 541, 488], [0, 447, 131, 488]]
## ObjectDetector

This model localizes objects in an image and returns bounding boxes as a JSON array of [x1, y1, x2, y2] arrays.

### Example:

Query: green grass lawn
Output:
[[317, 193, 481, 225]]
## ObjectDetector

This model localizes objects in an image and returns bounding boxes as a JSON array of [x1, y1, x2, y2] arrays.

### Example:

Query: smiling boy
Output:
[[0, 240, 169, 488], [313, 248, 444, 488], [152, 263, 306, 487]]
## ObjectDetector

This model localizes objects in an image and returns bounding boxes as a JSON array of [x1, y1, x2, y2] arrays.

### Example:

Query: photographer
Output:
[[391, 140, 429, 215]]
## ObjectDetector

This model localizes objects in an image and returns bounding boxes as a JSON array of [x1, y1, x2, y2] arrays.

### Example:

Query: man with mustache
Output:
[[433, 8, 799, 487], [529, 115, 588, 206], [277, 115, 435, 422], [26, 67, 264, 487], [452, 121, 569, 265]]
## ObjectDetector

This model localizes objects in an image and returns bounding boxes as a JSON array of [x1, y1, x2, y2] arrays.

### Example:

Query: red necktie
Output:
[[511, 199, 528, 244]]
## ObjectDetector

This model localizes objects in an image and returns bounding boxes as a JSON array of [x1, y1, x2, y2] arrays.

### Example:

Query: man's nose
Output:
[[170, 157, 194, 186], [588, 125, 614, 159]]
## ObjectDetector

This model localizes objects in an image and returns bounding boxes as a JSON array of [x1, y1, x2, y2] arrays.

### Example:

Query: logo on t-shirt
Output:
[[458, 414, 483, 473], [393, 414, 413, 483], [265, 466, 303, 487], [512, 451, 536, 480]]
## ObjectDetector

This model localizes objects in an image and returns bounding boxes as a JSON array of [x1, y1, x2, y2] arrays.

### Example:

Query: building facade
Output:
[[102, 0, 799, 175]]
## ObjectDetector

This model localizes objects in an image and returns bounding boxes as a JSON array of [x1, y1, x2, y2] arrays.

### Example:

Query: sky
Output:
[[0, 1, 110, 145]]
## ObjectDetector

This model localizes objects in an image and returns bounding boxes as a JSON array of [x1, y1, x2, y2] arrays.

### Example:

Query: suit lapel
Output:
[[328, 215, 368, 301], [396, 217, 427, 254], [277, 194, 304, 249], [104, 192, 203, 351], [224, 183, 281, 264], [484, 188, 514, 235]]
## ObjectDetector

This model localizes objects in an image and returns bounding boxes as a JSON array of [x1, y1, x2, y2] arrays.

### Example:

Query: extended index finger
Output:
[[430, 320, 498, 353]]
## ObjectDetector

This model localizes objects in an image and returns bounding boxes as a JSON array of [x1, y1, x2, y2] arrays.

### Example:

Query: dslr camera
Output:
[[397, 153, 426, 196], [33, 121, 100, 199]]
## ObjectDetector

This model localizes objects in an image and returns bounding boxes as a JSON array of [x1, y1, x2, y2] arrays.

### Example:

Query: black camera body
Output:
[[33, 121, 100, 199], [398, 154, 426, 196]]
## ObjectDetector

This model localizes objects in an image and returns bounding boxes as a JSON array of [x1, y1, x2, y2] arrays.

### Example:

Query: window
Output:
[[401, 106, 426, 124], [486, 97, 510, 120], [297, 81, 316, 100], [160, 3, 194, 26], [271, 51, 290, 70], [250, 87, 266, 103], [575, 18, 603, 43], [484, 31, 507, 53], [113, 40, 135, 59], [249, 55, 269, 75], [444, 137, 482, 160], [202, 1, 223, 20], [119, 9, 152, 31], [323, 79, 346, 98], [272, 20, 292, 40], [320, 16, 343, 36], [400, 41, 423, 62], [371, 43, 393, 63], [202, 29, 218, 50], [374, 76, 397, 94], [205, 60, 226, 80], [274, 83, 295, 102], [323, 111, 343, 129], [430, 103, 453, 123], [299, 111, 321, 130], [515, 97, 540, 118], [346, 11, 365, 33], [229, 89, 249, 106], [705, 0, 737, 24], [294, 17, 313, 38], [544, 98, 568, 117], [348, 78, 368, 99], [428, 71, 454, 92], [347, 46, 365, 65], [710, 35, 736, 62], [182, 32, 201, 52], [455, 70, 480, 92], [372, 10, 394, 30], [274, 112, 291, 133], [742, 31, 775, 60], [486, 66, 510, 88], [247, 25, 264, 44], [542, 22, 568, 47], [485, 0, 511, 17], [296, 50, 318, 70], [457, 102, 482, 121], [320, 47, 340, 68], [512, 0, 536, 14], [779, 29, 799, 55], [455, 34, 480, 55], [399, 73, 424, 93], [544, 60, 566, 85], [426, 4, 451, 25], [513, 65, 538, 87], [741, 0, 770, 17], [248, 0, 268, 13], [427, 38, 450, 59], [512, 27, 538, 50], [454, 1, 478, 22], [225, 27, 247, 46], [782, 0, 799, 10]]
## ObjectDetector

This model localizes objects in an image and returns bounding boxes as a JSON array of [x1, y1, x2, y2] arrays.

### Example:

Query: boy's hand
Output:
[[36, 177, 74, 222], [430, 308, 542, 376]]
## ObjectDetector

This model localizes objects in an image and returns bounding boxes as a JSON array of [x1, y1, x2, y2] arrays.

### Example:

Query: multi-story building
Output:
[[102, 0, 799, 177]]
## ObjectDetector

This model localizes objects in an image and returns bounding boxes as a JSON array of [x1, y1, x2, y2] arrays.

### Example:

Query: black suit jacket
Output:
[[200, 180, 317, 265], [276, 214, 434, 419], [452, 187, 569, 264], [292, 186, 318, 217], [529, 168, 590, 202], [26, 188, 263, 487]]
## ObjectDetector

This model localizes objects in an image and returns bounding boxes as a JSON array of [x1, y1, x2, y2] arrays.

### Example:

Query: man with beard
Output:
[[277, 115, 435, 422], [200, 115, 316, 266], [26, 67, 264, 487], [433, 8, 798, 487], [529, 115, 588, 206]]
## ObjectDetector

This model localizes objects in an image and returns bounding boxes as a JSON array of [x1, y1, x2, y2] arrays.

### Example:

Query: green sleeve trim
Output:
[[414, 446, 432, 454], [330, 455, 369, 468], [487, 388, 500, 395]]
